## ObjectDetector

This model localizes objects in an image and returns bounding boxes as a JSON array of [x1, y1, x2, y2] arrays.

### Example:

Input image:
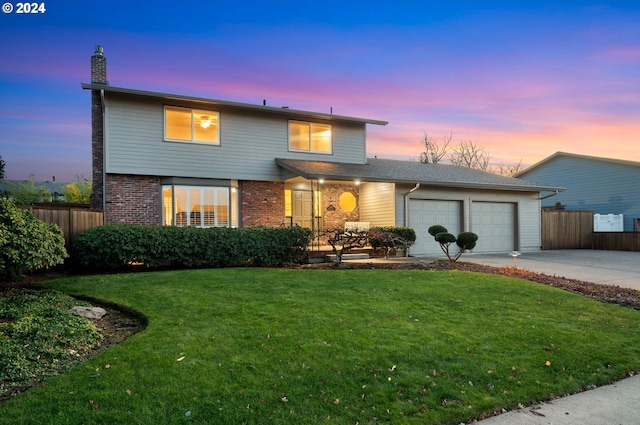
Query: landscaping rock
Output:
[[68, 306, 107, 321]]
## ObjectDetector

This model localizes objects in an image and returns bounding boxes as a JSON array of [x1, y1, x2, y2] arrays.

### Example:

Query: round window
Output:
[[338, 192, 357, 212]]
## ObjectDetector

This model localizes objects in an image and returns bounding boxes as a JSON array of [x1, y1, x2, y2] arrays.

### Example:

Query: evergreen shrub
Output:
[[73, 224, 313, 271], [0, 198, 67, 281]]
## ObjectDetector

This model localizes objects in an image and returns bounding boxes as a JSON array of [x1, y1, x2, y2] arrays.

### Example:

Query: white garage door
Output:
[[409, 200, 461, 255], [471, 202, 515, 253]]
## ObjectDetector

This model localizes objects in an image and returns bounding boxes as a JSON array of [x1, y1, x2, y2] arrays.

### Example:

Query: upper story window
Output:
[[165, 106, 220, 144], [289, 121, 332, 154]]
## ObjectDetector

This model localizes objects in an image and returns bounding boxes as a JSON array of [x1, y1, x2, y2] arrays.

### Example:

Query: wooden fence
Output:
[[21, 204, 104, 253], [542, 210, 640, 251], [541, 210, 594, 250], [592, 232, 640, 251]]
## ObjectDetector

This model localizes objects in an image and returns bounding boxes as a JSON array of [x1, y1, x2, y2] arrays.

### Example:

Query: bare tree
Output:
[[448, 138, 491, 171], [419, 132, 451, 164], [492, 159, 524, 177], [418, 132, 524, 176]]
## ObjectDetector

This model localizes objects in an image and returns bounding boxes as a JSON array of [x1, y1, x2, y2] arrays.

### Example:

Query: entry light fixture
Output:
[[200, 116, 212, 129]]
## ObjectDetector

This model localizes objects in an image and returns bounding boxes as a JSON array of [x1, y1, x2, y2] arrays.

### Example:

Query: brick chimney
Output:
[[90, 45, 106, 210], [91, 45, 107, 84]]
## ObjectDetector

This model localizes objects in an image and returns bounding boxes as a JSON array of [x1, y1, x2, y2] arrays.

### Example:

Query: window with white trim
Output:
[[163, 185, 231, 227], [165, 106, 220, 144], [288, 121, 332, 153]]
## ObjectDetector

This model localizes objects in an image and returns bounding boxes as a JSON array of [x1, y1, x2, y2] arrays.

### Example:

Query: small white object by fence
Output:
[[594, 214, 623, 232]]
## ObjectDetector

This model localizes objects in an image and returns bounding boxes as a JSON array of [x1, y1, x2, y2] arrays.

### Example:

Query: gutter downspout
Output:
[[403, 183, 421, 256], [539, 190, 559, 200]]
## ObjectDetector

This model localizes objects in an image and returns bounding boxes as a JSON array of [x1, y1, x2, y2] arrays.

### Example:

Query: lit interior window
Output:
[[165, 108, 191, 141], [284, 189, 292, 216], [165, 106, 219, 144], [311, 124, 331, 152], [289, 121, 331, 153], [339, 192, 357, 212], [289, 122, 310, 151], [163, 185, 230, 228]]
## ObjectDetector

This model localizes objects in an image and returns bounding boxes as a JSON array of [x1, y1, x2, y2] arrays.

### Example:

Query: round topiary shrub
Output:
[[428, 225, 448, 236], [456, 232, 478, 250]]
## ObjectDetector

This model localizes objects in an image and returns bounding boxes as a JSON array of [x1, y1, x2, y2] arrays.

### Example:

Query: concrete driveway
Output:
[[447, 249, 640, 290]]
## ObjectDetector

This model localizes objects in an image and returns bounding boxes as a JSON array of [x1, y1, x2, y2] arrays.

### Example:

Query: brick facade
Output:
[[105, 174, 161, 225], [90, 89, 104, 210], [90, 46, 107, 211], [321, 183, 360, 229], [241, 181, 285, 227]]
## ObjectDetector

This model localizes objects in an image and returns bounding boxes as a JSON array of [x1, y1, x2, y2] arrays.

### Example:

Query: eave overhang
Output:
[[81, 83, 388, 126], [276, 158, 565, 193]]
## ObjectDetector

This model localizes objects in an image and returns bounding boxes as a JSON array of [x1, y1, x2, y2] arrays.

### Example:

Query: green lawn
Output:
[[2, 268, 640, 425]]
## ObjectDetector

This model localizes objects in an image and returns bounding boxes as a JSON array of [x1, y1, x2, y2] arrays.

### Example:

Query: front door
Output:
[[292, 190, 313, 229]]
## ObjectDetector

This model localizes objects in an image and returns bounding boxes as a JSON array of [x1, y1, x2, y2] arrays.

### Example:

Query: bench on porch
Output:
[[343, 221, 370, 234]]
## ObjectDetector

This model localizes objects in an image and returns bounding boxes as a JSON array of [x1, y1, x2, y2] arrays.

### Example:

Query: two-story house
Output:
[[85, 46, 561, 255]]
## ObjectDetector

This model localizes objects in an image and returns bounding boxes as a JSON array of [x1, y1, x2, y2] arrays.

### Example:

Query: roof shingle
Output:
[[276, 158, 563, 192]]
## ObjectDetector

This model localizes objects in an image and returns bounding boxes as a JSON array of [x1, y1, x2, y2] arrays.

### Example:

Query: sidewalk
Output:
[[476, 374, 640, 425]]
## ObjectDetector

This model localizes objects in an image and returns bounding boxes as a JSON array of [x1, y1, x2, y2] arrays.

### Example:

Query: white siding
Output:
[[359, 182, 395, 226], [398, 186, 541, 254], [104, 94, 368, 180]]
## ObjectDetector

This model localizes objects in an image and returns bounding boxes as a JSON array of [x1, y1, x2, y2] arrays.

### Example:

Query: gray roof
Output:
[[81, 83, 388, 126], [516, 151, 640, 178], [276, 158, 564, 192]]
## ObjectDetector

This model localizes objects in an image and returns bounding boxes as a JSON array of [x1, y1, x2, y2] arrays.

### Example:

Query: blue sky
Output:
[[1, 0, 639, 181]]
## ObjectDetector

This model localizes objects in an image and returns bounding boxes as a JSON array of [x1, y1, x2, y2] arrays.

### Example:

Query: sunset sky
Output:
[[1, 0, 639, 181]]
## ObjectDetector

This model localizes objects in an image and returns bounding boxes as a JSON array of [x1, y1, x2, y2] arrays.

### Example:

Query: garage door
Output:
[[409, 200, 461, 255], [471, 202, 515, 253]]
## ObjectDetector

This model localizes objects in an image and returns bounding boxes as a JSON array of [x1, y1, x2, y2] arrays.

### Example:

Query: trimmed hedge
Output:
[[368, 226, 416, 254], [73, 225, 313, 271]]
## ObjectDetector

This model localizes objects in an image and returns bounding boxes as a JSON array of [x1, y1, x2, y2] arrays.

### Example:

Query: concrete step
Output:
[[325, 253, 370, 261]]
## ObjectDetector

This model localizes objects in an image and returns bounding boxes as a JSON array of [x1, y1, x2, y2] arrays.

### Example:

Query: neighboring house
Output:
[[0, 180, 67, 203], [85, 46, 561, 255], [516, 152, 640, 232]]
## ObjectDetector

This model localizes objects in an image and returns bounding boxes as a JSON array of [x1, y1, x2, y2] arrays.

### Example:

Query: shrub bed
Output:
[[368, 226, 416, 256], [0, 289, 102, 399], [73, 225, 313, 271]]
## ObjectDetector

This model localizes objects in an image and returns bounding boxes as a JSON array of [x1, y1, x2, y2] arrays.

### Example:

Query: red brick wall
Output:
[[241, 181, 285, 227], [321, 183, 360, 229], [90, 47, 107, 211], [90, 89, 104, 211], [105, 174, 160, 225]]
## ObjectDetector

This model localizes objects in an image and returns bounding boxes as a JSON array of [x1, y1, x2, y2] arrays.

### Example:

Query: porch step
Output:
[[325, 253, 370, 261]]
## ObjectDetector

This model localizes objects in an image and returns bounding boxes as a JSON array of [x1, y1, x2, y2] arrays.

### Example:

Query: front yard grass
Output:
[[2, 267, 640, 424]]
